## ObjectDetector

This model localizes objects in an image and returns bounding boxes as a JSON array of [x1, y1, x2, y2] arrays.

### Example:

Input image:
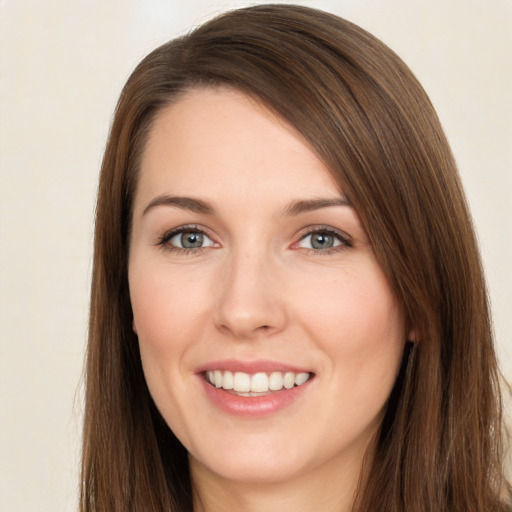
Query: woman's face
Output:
[[129, 88, 408, 487]]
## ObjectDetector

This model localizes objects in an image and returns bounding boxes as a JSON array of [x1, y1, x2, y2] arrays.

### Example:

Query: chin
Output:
[[190, 447, 309, 485]]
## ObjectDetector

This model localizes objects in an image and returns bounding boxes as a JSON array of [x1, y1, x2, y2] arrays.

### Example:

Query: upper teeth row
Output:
[[206, 370, 311, 393]]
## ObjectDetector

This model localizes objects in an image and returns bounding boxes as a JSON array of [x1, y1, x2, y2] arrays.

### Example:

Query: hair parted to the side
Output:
[[81, 4, 511, 511]]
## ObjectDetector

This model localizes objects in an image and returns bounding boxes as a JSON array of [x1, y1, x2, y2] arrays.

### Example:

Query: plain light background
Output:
[[1, 0, 511, 510]]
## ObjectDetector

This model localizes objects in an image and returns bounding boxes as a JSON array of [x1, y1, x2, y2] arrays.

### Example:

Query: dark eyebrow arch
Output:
[[142, 195, 215, 216], [283, 197, 353, 216]]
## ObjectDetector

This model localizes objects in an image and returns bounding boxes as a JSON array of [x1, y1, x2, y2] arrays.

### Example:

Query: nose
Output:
[[213, 250, 287, 340]]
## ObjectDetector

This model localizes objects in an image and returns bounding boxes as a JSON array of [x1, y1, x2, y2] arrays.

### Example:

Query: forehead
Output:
[[135, 87, 342, 214]]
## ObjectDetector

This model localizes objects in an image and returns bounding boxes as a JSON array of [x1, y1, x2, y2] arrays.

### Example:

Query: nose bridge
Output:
[[214, 241, 285, 338]]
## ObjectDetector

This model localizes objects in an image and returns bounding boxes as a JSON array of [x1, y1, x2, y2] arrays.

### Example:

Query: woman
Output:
[[81, 4, 511, 511]]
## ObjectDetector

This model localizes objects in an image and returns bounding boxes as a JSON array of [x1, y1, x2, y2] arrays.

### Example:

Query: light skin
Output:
[[128, 87, 410, 512]]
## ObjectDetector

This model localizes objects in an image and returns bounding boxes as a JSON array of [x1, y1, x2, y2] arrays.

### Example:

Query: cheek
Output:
[[128, 259, 217, 423], [291, 262, 405, 388], [297, 265, 402, 341], [129, 261, 211, 354], [129, 273, 180, 401], [130, 274, 175, 352], [128, 263, 205, 426]]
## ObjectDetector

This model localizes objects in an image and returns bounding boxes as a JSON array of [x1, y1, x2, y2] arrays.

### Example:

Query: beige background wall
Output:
[[1, 0, 510, 510]]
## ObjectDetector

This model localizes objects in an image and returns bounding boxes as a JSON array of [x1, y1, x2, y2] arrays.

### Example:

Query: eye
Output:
[[159, 226, 216, 251], [170, 230, 214, 249], [296, 228, 351, 252]]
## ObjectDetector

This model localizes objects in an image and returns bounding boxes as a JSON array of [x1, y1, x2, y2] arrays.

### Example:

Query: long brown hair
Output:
[[81, 4, 511, 511]]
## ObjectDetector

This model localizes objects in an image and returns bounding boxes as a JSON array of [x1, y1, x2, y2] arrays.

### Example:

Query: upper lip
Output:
[[194, 359, 313, 375]]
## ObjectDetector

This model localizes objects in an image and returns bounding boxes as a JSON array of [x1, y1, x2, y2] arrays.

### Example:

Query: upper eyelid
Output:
[[296, 225, 352, 241], [293, 227, 354, 253], [157, 224, 213, 244], [155, 224, 352, 248]]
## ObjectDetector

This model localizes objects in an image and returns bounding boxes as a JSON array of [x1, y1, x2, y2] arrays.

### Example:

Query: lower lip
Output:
[[199, 377, 313, 418]]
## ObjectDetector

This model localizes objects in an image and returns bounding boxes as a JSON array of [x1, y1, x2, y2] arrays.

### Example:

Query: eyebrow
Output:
[[142, 194, 352, 217], [143, 195, 215, 216], [283, 197, 353, 216]]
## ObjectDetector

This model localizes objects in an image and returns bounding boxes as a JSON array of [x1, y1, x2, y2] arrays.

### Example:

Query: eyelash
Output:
[[156, 225, 353, 255], [156, 225, 214, 256], [294, 226, 353, 255]]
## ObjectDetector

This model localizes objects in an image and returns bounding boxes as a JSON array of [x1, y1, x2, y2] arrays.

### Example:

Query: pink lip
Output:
[[200, 378, 313, 417], [195, 359, 315, 418], [195, 359, 312, 374]]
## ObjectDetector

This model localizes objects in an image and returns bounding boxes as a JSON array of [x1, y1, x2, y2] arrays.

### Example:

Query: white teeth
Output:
[[250, 372, 269, 392], [283, 372, 295, 389], [214, 370, 223, 388], [206, 370, 311, 393], [222, 370, 234, 390], [269, 371, 284, 390], [233, 372, 251, 392], [295, 372, 309, 386]]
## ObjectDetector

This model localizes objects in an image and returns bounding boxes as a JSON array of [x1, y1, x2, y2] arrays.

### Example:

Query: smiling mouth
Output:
[[205, 370, 313, 396]]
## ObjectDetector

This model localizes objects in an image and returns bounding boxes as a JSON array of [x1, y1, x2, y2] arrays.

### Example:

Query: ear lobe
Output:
[[132, 319, 138, 335], [407, 328, 418, 343]]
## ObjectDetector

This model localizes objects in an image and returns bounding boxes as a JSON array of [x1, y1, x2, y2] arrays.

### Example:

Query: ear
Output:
[[407, 328, 418, 343], [132, 319, 138, 335]]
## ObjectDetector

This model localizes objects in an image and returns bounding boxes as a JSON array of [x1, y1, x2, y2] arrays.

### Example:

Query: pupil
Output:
[[311, 233, 333, 249], [181, 232, 203, 248]]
